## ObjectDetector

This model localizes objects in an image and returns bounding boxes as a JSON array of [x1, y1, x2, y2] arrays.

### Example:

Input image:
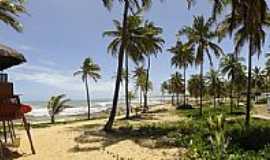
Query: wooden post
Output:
[[11, 121, 16, 138], [2, 121, 7, 143], [22, 116, 35, 154], [0, 139, 4, 159], [7, 121, 14, 143]]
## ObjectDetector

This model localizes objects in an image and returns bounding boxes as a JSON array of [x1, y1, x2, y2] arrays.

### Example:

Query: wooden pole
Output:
[[22, 116, 35, 154], [2, 121, 7, 143]]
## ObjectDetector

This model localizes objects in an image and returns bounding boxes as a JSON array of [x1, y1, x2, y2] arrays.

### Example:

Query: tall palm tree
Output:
[[205, 69, 224, 108], [252, 66, 264, 102], [141, 21, 164, 112], [188, 75, 202, 105], [47, 94, 70, 124], [220, 53, 245, 113], [179, 16, 224, 115], [102, 0, 154, 131], [103, 15, 145, 119], [234, 64, 247, 107], [169, 41, 194, 107], [74, 58, 101, 120], [217, 1, 270, 127], [133, 65, 147, 108], [264, 53, 270, 92], [133, 65, 153, 108], [0, 0, 26, 32], [169, 72, 184, 106], [160, 81, 168, 103], [102, 0, 196, 131]]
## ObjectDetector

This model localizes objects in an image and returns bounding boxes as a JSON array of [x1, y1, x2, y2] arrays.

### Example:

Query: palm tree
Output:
[[102, 0, 148, 131], [169, 72, 184, 106], [133, 65, 147, 108], [0, 0, 26, 32], [160, 81, 168, 103], [205, 69, 224, 108], [234, 65, 247, 107], [103, 15, 146, 119], [47, 94, 70, 124], [128, 91, 136, 112], [264, 53, 270, 92], [169, 41, 194, 107], [141, 21, 164, 112], [217, 1, 270, 127], [74, 58, 101, 120], [252, 66, 264, 102], [179, 16, 224, 115], [188, 75, 202, 105], [102, 0, 195, 131], [220, 53, 245, 113], [133, 65, 153, 109]]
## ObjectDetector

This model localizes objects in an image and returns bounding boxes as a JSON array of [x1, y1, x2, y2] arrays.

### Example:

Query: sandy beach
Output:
[[13, 104, 184, 160]]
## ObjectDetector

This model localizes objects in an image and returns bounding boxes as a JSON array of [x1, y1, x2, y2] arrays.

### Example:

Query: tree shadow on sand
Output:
[[68, 121, 182, 153], [0, 147, 24, 160]]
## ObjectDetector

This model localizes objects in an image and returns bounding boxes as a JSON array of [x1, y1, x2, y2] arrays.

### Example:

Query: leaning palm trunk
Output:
[[51, 115, 55, 124], [230, 72, 234, 114], [183, 66, 187, 107], [85, 77, 91, 120], [200, 62, 203, 116], [176, 93, 180, 106], [246, 40, 253, 128], [104, 1, 129, 132], [139, 89, 142, 108], [125, 52, 130, 119], [171, 94, 174, 105], [143, 56, 151, 112]]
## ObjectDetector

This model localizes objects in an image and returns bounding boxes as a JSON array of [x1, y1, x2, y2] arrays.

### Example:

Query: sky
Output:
[[0, 0, 269, 101]]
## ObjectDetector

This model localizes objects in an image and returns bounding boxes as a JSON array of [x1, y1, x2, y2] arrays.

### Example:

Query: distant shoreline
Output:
[[24, 102, 166, 124]]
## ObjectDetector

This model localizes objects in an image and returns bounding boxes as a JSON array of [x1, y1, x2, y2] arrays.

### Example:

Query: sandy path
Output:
[[14, 104, 183, 160]]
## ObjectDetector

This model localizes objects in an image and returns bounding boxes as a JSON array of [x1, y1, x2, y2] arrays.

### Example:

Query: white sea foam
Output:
[[23, 97, 164, 118]]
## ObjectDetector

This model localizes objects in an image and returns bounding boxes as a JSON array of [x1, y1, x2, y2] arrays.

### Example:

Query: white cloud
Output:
[[9, 64, 115, 99]]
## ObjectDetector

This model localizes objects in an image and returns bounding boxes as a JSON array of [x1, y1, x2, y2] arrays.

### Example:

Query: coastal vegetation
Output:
[[47, 94, 71, 124]]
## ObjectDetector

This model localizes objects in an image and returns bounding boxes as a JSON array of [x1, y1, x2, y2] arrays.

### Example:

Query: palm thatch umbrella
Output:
[[0, 44, 26, 71]]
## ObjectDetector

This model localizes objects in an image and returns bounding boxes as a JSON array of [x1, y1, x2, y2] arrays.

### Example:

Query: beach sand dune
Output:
[[15, 104, 183, 160]]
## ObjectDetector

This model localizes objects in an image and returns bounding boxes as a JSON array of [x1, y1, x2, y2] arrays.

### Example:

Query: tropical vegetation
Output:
[[47, 94, 71, 124]]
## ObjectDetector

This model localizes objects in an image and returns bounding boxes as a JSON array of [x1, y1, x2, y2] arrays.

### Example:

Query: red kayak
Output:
[[20, 104, 32, 113]]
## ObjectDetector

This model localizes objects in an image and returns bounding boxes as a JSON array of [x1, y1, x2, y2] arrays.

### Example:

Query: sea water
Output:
[[22, 96, 164, 118]]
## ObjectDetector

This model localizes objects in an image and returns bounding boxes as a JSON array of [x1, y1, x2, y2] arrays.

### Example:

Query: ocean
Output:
[[22, 96, 165, 119]]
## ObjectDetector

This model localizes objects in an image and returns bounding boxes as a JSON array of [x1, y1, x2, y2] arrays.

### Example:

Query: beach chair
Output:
[[0, 78, 35, 154]]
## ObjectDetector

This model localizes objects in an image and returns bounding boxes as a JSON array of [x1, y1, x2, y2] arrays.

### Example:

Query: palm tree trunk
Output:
[[104, 0, 129, 132], [176, 93, 179, 106], [245, 39, 252, 128], [184, 66, 186, 107], [125, 52, 130, 119], [51, 115, 55, 124], [85, 78, 91, 120], [200, 62, 203, 116], [143, 56, 151, 112], [213, 95, 216, 108], [230, 72, 234, 114], [171, 94, 174, 105], [139, 88, 142, 108]]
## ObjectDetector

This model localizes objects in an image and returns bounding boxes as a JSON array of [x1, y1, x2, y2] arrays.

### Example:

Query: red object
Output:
[[20, 104, 32, 113]]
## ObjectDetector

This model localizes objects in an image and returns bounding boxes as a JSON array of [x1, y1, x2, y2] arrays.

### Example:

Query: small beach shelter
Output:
[[0, 44, 35, 154], [0, 44, 26, 71]]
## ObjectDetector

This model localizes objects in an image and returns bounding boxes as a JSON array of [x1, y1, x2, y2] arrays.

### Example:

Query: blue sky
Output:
[[0, 0, 269, 101]]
